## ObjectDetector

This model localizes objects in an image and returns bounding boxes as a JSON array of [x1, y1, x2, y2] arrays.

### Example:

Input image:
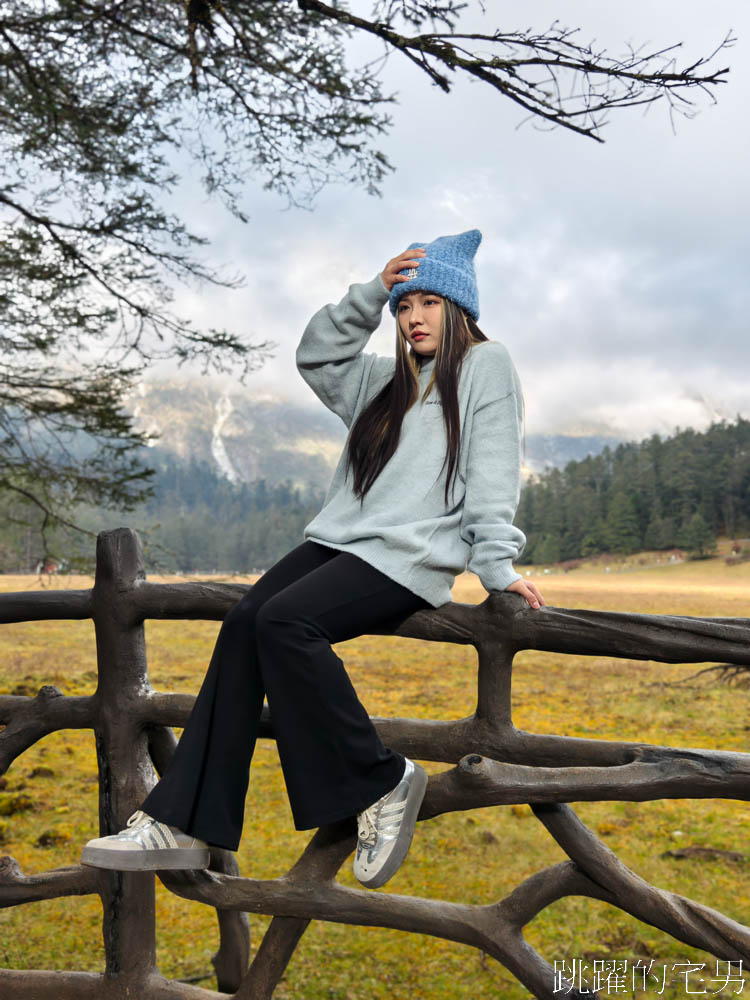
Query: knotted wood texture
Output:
[[0, 527, 748, 999]]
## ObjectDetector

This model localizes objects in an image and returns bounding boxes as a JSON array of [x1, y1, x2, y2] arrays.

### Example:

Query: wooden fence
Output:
[[0, 527, 748, 998]]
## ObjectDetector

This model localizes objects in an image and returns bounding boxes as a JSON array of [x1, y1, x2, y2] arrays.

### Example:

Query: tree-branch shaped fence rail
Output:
[[0, 528, 748, 999]]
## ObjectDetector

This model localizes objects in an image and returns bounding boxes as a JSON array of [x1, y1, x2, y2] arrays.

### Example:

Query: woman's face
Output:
[[397, 291, 443, 357]]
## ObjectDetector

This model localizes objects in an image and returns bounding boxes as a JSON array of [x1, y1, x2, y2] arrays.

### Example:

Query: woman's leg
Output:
[[139, 540, 341, 850], [142, 543, 430, 848], [253, 551, 431, 831]]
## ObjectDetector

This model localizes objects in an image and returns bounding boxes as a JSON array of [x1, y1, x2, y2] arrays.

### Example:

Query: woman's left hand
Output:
[[505, 578, 545, 610]]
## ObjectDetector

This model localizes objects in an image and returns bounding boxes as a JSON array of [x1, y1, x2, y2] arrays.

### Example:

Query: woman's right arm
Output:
[[296, 249, 425, 428], [296, 275, 391, 428]]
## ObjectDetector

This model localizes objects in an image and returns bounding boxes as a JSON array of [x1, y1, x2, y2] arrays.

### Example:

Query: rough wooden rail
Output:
[[0, 527, 748, 999]]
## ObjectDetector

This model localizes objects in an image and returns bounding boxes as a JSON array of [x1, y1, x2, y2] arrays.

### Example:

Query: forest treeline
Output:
[[136, 453, 325, 573], [0, 451, 325, 575], [2, 420, 748, 575], [149, 419, 748, 572], [515, 418, 750, 564]]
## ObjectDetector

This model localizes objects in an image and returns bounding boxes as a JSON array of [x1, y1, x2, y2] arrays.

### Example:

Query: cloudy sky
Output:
[[169, 0, 750, 440]]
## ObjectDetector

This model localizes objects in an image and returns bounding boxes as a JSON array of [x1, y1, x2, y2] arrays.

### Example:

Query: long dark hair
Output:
[[345, 296, 489, 507]]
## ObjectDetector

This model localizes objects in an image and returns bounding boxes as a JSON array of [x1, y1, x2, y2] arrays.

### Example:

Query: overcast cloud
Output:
[[167, 0, 750, 440]]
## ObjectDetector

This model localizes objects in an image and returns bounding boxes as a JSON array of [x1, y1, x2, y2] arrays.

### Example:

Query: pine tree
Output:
[[605, 492, 642, 554], [680, 512, 717, 560], [534, 534, 562, 566]]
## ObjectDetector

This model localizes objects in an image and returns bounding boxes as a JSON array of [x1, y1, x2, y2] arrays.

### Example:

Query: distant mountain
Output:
[[128, 378, 345, 494], [127, 377, 621, 487]]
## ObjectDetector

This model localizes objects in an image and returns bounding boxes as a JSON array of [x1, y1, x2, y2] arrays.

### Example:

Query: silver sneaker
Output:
[[353, 758, 428, 889], [81, 810, 210, 871]]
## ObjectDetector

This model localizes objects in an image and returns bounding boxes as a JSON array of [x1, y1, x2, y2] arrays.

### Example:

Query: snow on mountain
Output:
[[211, 393, 240, 483]]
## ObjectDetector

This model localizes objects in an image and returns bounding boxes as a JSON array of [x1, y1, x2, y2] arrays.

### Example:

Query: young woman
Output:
[[81, 229, 544, 889]]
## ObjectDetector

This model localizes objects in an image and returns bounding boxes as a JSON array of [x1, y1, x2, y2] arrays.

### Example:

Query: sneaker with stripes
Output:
[[353, 758, 428, 889], [81, 810, 210, 871]]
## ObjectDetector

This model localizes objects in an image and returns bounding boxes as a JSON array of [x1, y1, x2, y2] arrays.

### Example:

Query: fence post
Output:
[[91, 528, 157, 986]]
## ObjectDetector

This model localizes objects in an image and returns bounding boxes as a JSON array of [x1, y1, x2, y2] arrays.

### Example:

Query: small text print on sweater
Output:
[[295, 274, 526, 609]]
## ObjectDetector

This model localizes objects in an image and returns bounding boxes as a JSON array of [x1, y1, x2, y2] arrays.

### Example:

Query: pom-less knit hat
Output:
[[389, 229, 482, 321]]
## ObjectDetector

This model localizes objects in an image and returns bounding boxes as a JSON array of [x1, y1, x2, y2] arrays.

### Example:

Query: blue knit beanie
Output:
[[389, 229, 482, 321]]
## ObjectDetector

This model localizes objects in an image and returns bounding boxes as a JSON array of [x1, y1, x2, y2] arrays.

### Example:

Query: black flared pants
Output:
[[140, 540, 431, 851]]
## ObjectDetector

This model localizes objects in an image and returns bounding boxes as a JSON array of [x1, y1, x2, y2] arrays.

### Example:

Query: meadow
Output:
[[0, 551, 748, 998]]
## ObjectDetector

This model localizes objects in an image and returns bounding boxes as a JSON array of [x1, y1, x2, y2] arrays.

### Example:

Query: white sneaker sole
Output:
[[81, 845, 210, 871], [356, 762, 428, 890]]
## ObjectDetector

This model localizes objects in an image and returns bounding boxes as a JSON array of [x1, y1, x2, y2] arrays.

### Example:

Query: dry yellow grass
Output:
[[0, 554, 748, 998]]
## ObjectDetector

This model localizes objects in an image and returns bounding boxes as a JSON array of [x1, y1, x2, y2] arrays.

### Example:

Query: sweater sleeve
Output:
[[296, 273, 395, 428], [459, 357, 527, 594]]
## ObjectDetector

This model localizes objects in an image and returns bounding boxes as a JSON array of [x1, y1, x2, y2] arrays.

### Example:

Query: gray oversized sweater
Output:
[[296, 274, 526, 608]]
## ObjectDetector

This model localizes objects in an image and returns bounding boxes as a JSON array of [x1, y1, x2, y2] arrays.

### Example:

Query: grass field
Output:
[[0, 551, 748, 998]]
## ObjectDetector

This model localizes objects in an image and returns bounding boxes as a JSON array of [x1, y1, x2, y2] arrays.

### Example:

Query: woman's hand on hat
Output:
[[504, 578, 546, 610], [381, 248, 426, 292]]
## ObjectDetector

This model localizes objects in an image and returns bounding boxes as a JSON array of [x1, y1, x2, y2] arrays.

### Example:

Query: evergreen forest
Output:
[[515, 418, 750, 564], [0, 451, 325, 576], [2, 420, 749, 575], [135, 453, 326, 574]]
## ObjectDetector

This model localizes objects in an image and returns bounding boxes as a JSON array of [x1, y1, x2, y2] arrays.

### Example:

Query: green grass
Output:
[[0, 553, 748, 998]]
